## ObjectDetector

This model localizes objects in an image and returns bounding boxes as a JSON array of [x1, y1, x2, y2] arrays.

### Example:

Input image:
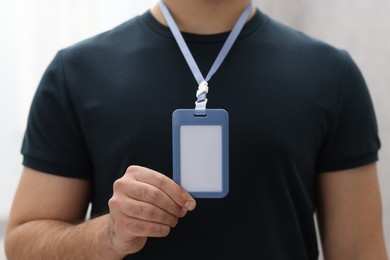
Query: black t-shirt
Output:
[[21, 9, 380, 259]]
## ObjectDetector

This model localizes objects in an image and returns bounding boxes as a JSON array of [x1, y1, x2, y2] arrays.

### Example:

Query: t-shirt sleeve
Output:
[[317, 52, 381, 173], [21, 51, 93, 179]]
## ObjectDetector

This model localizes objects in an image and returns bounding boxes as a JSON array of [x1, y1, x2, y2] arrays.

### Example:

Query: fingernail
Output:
[[184, 200, 196, 210]]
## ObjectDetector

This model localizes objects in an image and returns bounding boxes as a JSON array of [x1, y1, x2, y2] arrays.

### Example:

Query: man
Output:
[[5, 0, 388, 259]]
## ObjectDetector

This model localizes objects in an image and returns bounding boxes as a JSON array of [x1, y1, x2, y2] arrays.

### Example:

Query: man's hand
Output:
[[5, 166, 195, 259], [107, 165, 196, 255]]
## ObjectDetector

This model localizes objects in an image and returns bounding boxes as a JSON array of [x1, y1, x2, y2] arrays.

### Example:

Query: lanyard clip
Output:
[[196, 81, 209, 98], [195, 81, 208, 116], [195, 99, 208, 116]]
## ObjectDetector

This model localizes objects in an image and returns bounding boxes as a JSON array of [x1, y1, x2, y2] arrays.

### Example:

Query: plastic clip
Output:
[[194, 81, 208, 116], [196, 81, 209, 98]]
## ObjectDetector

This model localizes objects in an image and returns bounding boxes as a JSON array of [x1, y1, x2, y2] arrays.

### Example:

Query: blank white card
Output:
[[180, 125, 222, 192]]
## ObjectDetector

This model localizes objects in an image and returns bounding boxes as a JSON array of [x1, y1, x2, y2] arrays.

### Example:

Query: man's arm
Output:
[[5, 166, 196, 259], [4, 167, 119, 259], [316, 163, 388, 260]]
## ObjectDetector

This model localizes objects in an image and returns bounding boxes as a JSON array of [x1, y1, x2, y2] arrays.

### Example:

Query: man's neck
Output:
[[151, 0, 255, 35]]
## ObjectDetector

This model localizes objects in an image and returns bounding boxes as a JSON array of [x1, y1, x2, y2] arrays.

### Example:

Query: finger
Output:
[[121, 198, 179, 227], [113, 173, 186, 217], [119, 214, 172, 238], [126, 180, 188, 217], [126, 166, 196, 211]]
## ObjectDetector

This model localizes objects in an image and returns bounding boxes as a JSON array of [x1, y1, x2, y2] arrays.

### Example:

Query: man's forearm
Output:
[[5, 214, 123, 260]]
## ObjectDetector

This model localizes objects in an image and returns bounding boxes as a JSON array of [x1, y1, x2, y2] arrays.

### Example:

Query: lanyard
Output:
[[159, 0, 253, 115]]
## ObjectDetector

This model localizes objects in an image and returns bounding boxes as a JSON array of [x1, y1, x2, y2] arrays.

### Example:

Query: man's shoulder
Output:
[[59, 12, 148, 62], [261, 14, 347, 63]]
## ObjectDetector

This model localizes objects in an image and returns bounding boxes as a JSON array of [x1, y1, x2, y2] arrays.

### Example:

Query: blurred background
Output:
[[0, 0, 389, 259]]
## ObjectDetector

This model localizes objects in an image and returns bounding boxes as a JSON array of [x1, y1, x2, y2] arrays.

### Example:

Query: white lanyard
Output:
[[159, 0, 253, 115]]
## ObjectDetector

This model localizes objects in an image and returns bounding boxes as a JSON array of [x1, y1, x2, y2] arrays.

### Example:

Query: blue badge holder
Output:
[[172, 109, 229, 198]]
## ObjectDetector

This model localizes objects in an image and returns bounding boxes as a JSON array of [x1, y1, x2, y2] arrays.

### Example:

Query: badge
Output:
[[172, 109, 229, 198]]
